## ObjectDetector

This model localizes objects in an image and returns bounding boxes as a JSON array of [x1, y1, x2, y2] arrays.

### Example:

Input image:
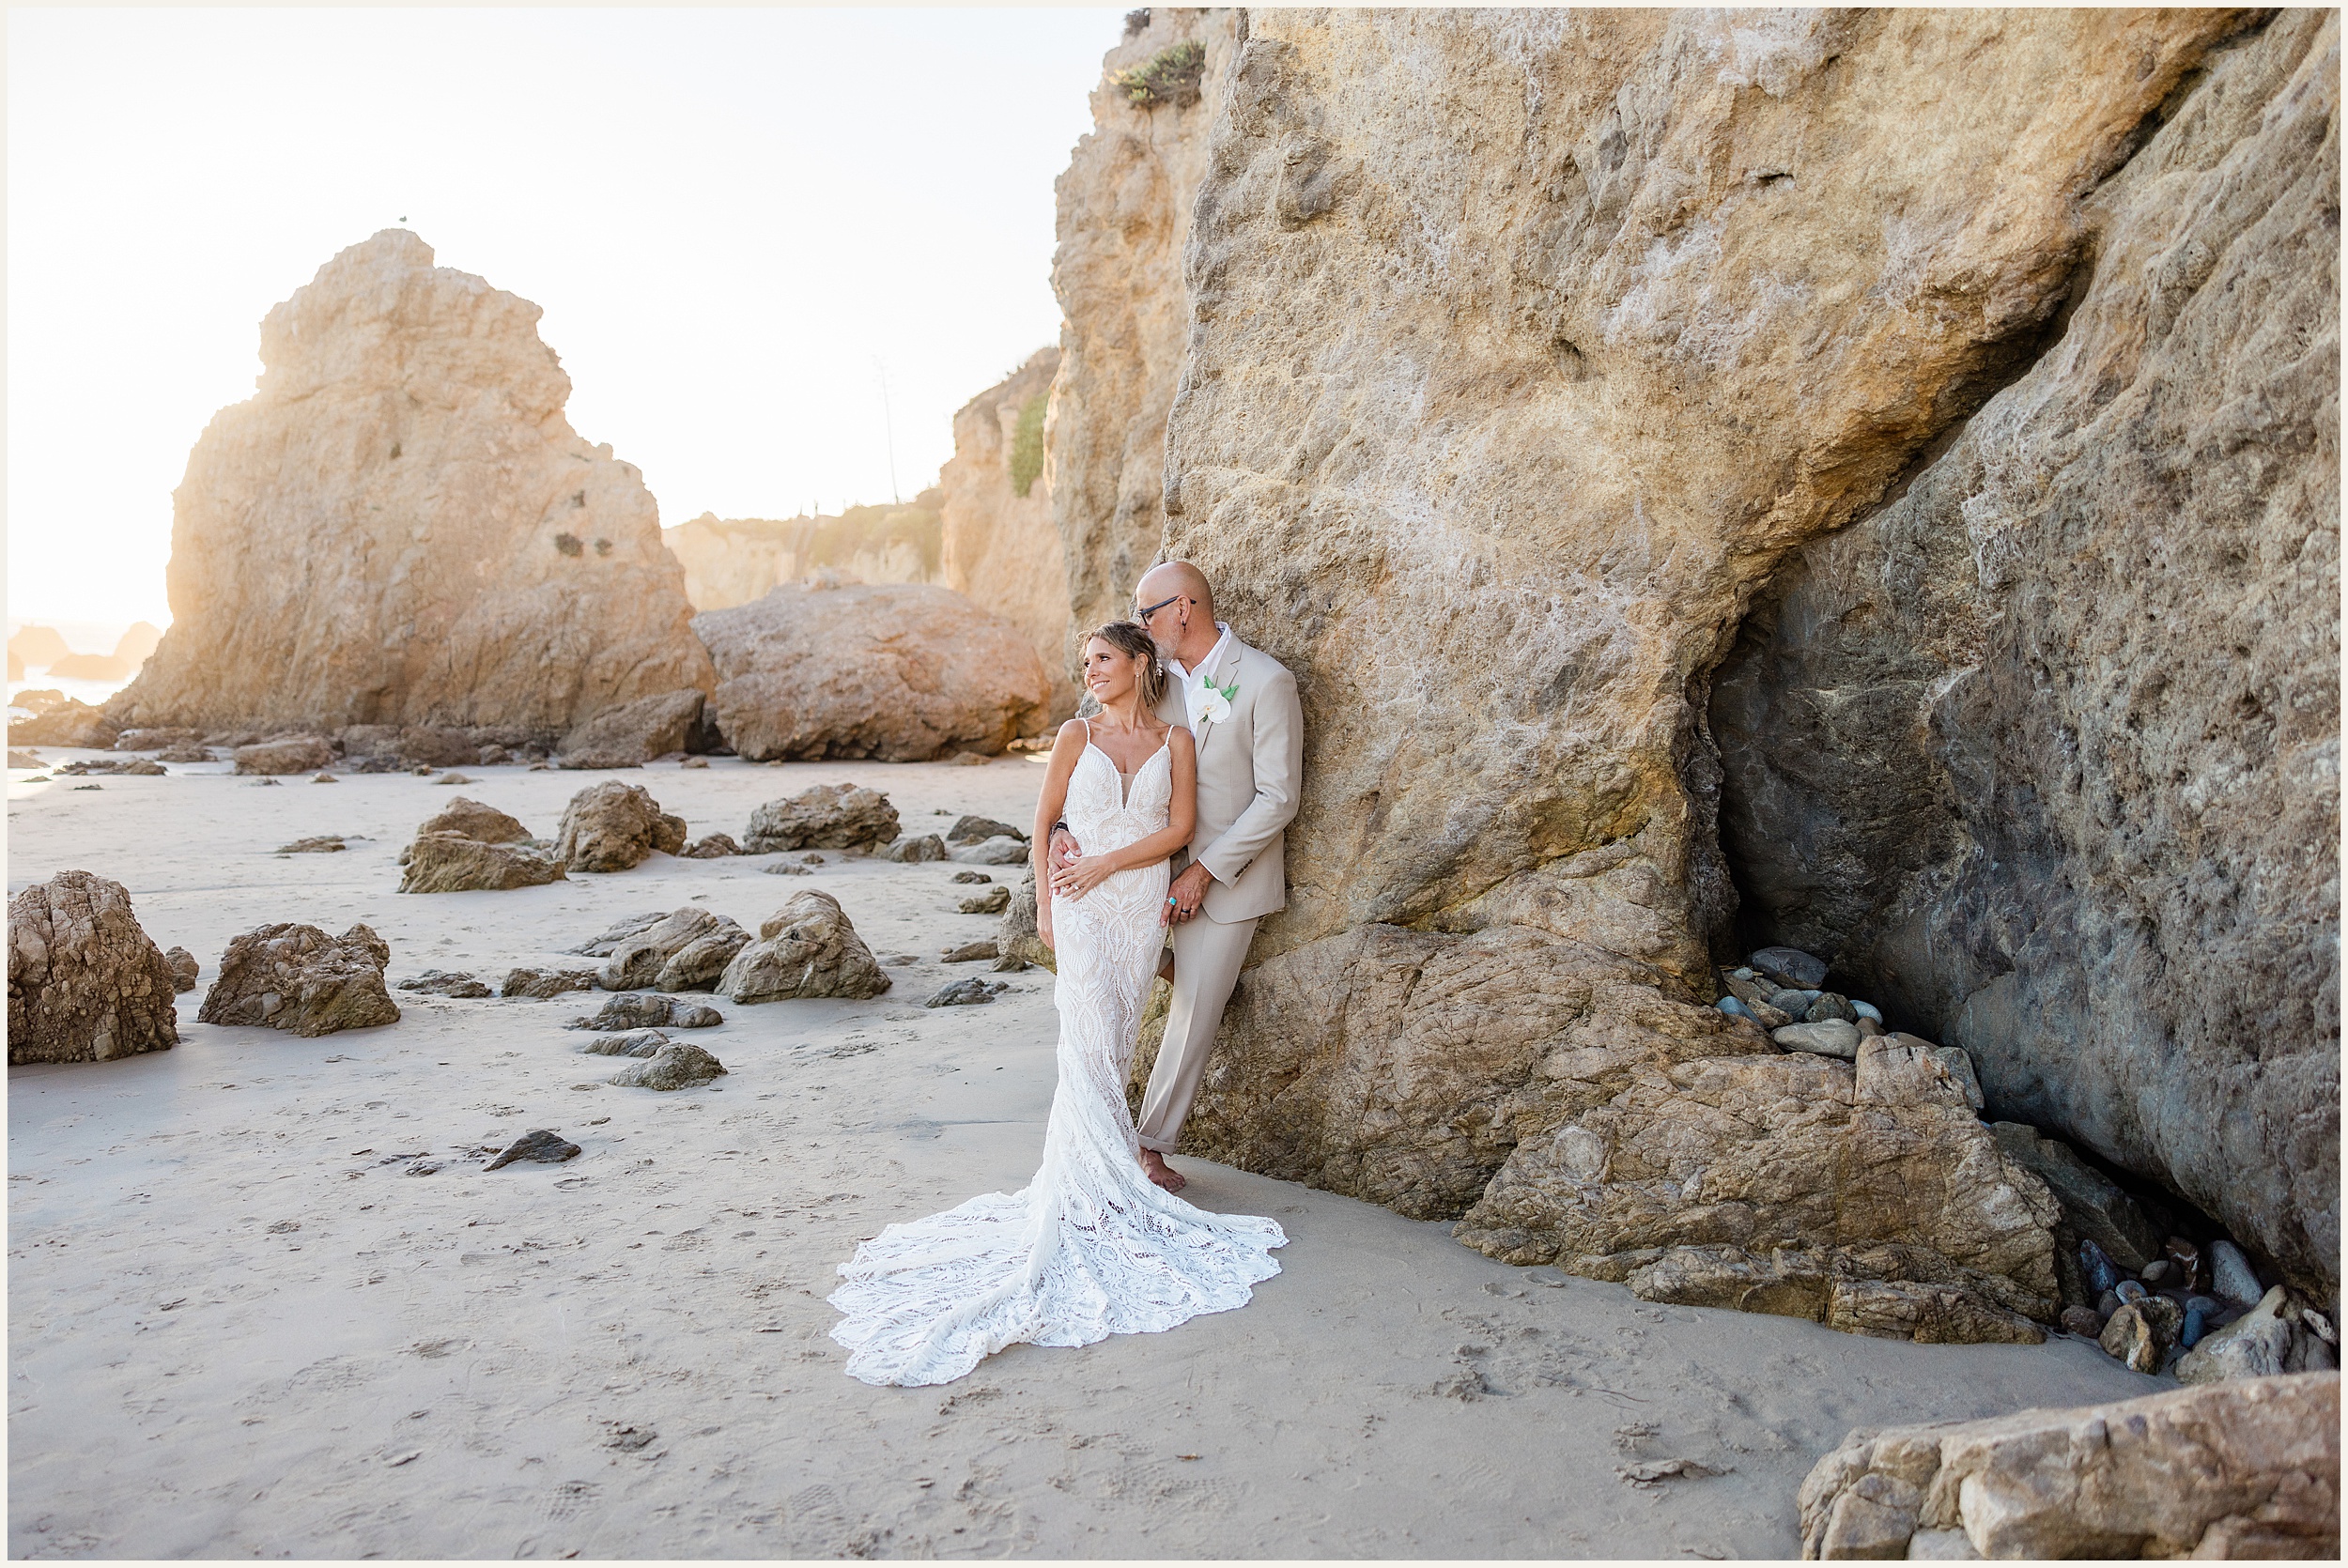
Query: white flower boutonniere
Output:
[[1194, 673, 1238, 727]]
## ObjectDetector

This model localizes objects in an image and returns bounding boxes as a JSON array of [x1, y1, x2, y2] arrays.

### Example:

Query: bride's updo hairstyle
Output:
[[1087, 621, 1166, 710]]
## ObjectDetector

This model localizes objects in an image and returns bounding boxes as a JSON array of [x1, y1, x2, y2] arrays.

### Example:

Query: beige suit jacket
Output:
[[1154, 632, 1304, 924]]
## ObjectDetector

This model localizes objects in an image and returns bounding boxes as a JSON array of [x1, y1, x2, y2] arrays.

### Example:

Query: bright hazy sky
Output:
[[8, 6, 1122, 626]]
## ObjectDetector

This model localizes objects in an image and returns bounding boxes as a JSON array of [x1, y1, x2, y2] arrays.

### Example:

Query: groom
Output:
[[1054, 561, 1304, 1192]]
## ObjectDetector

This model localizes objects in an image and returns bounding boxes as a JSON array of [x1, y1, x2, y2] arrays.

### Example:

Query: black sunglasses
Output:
[[1137, 593, 1187, 623]]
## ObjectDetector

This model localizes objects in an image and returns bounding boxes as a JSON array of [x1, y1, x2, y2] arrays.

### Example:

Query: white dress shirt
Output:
[[1167, 623, 1233, 730]]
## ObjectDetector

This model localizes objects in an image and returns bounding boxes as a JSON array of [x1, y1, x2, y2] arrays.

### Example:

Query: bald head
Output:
[[1135, 560, 1219, 666], [1136, 561, 1213, 621]]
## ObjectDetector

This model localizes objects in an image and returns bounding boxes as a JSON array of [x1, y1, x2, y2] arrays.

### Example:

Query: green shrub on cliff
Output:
[[1109, 39, 1205, 109], [1010, 393, 1047, 498]]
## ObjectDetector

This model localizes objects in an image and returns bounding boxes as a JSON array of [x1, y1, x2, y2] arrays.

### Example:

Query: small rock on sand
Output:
[[396, 970, 493, 999], [949, 837, 1029, 867], [926, 976, 1007, 1007], [741, 782, 900, 853], [501, 966, 598, 999], [680, 834, 740, 859], [946, 815, 1027, 844], [568, 993, 723, 1031], [942, 940, 998, 963], [278, 836, 348, 854], [162, 945, 200, 992], [234, 735, 335, 776], [609, 1041, 725, 1090], [882, 834, 947, 863], [485, 1129, 582, 1170], [950, 869, 995, 884], [958, 885, 1012, 915], [579, 1028, 671, 1057]]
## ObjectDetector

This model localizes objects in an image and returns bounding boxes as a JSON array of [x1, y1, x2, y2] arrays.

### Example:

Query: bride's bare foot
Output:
[[1140, 1149, 1187, 1192]]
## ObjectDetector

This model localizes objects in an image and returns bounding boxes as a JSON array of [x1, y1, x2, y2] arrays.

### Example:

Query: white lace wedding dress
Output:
[[828, 732, 1286, 1387]]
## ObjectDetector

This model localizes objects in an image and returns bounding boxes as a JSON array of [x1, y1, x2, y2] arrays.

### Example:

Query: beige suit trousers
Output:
[[1134, 910, 1259, 1154]]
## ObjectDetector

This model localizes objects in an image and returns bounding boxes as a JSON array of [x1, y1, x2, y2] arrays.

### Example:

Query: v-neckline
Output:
[[1085, 736, 1169, 808]]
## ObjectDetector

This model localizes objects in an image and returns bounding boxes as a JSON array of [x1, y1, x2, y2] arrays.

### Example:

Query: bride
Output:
[[828, 621, 1287, 1388]]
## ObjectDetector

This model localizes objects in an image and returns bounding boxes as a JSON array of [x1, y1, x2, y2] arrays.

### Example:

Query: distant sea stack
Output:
[[107, 229, 713, 739]]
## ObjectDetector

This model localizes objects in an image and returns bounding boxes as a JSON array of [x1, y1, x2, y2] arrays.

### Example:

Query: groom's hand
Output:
[[1164, 863, 1213, 926], [1049, 825, 1080, 869]]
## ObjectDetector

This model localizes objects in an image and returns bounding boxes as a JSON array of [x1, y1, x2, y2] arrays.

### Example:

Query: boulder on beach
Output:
[[100, 229, 713, 740], [7, 870, 180, 1066], [199, 921, 400, 1036], [681, 833, 740, 859], [557, 688, 706, 769], [609, 1040, 726, 1091], [1450, 1025, 2062, 1344], [1797, 1372, 2340, 1559], [501, 966, 598, 999], [718, 890, 889, 1004], [162, 945, 200, 993], [555, 780, 687, 872], [397, 795, 563, 893], [742, 783, 899, 853], [592, 908, 749, 992], [234, 735, 335, 776], [568, 992, 724, 1031], [693, 581, 1049, 761]]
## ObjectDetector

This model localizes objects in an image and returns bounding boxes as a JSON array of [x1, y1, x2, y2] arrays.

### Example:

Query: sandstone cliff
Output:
[[1709, 10, 2340, 1296], [940, 346, 1075, 716], [1050, 8, 1244, 648], [663, 492, 946, 612], [1147, 11, 2331, 1298], [107, 230, 713, 737]]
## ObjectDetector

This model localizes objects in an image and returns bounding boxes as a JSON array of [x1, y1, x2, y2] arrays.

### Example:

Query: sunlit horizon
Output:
[[8, 7, 1122, 627]]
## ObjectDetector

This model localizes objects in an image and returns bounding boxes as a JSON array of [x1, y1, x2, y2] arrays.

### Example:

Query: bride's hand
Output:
[[1037, 907, 1055, 951], [1050, 854, 1117, 900]]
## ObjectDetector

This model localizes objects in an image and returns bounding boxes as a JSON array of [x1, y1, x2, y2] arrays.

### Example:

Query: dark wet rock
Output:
[[609, 1040, 725, 1090], [486, 1129, 582, 1169], [1748, 946, 1828, 990], [199, 922, 398, 1036], [1803, 992, 1858, 1024], [501, 966, 598, 999]]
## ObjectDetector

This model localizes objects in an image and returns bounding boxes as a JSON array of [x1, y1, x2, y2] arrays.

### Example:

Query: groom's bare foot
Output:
[[1140, 1149, 1187, 1192]]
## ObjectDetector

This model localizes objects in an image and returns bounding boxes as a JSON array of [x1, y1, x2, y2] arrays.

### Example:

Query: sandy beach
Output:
[[1, 753, 2171, 1559]]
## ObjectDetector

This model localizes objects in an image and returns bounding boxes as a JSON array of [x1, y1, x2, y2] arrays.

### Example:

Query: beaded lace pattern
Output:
[[828, 735, 1286, 1387]]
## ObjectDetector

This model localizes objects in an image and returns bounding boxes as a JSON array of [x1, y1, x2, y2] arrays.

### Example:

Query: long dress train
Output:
[[827, 736, 1286, 1387]]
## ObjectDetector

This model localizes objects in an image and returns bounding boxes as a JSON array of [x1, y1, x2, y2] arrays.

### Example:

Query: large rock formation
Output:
[[940, 347, 1076, 716], [104, 229, 713, 738], [694, 583, 1049, 761], [1797, 1373, 2340, 1560], [1050, 8, 1244, 647], [1137, 10, 2334, 1307], [1707, 10, 2340, 1298], [8, 870, 180, 1065], [662, 494, 946, 612]]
